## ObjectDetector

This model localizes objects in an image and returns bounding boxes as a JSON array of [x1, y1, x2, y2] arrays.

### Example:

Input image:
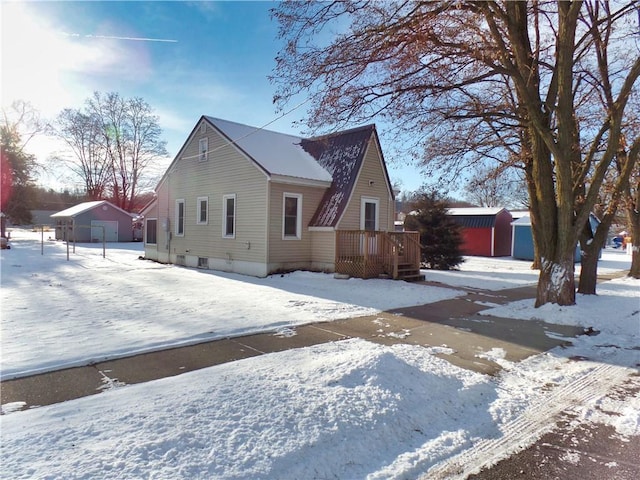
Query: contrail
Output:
[[61, 32, 178, 43]]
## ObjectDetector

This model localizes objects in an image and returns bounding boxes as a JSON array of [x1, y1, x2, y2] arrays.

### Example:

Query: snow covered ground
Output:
[[0, 230, 462, 379], [1, 228, 638, 479]]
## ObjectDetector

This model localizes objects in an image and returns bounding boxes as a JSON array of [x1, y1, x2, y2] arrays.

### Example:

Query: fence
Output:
[[335, 230, 421, 279]]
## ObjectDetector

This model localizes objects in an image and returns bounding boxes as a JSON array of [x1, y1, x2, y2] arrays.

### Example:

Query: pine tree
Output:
[[404, 192, 464, 270]]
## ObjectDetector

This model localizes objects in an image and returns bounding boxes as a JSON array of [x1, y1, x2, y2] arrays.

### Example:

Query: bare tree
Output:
[[464, 165, 527, 208], [52, 92, 167, 211], [51, 109, 111, 200], [271, 0, 640, 307], [87, 92, 167, 211]]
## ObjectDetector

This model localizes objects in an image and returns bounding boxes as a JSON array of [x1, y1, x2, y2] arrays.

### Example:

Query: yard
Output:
[[1, 229, 638, 479]]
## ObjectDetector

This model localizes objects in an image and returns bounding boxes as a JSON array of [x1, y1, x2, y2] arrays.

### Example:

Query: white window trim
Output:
[[175, 199, 185, 236], [145, 218, 157, 245], [222, 193, 236, 238], [196, 196, 208, 225], [199, 137, 208, 162], [360, 197, 379, 231], [283, 192, 303, 240]]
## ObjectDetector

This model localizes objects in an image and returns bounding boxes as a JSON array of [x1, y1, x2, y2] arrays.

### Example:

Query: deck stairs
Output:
[[395, 262, 425, 282]]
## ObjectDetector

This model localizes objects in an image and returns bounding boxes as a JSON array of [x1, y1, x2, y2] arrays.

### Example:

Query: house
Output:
[[30, 210, 58, 227], [51, 200, 136, 242], [511, 214, 601, 262], [143, 116, 421, 279], [447, 207, 513, 257]]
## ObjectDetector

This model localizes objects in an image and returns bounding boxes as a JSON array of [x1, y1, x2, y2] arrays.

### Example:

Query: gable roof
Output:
[[158, 116, 392, 229], [447, 207, 511, 228], [448, 207, 506, 216], [138, 198, 158, 217], [204, 117, 332, 183], [511, 215, 532, 226], [304, 125, 377, 227], [50, 200, 134, 218]]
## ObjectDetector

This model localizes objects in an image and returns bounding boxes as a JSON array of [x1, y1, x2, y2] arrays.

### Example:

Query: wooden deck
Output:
[[335, 230, 422, 280]]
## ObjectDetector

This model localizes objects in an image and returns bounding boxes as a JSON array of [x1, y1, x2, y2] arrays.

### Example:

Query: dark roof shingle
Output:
[[303, 125, 375, 227]]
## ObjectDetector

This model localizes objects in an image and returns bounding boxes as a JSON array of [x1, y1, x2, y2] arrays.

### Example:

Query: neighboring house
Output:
[[30, 210, 58, 227], [511, 214, 600, 262], [448, 207, 513, 257], [51, 200, 136, 242], [143, 116, 420, 279]]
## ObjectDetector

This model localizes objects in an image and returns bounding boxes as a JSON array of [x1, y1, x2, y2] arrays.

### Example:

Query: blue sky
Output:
[[2, 1, 422, 193]]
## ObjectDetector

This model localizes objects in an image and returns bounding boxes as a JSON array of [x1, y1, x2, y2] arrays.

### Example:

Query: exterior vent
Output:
[[198, 257, 208, 269], [200, 123, 206, 133], [176, 254, 185, 266]]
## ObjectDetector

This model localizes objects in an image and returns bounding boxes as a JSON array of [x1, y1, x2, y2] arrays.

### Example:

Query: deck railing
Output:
[[335, 230, 421, 279]]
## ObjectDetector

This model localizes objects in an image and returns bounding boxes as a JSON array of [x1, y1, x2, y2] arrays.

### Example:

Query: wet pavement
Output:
[[468, 380, 640, 480]]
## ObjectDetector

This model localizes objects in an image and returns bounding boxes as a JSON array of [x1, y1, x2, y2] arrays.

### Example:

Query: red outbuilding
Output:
[[448, 207, 513, 257]]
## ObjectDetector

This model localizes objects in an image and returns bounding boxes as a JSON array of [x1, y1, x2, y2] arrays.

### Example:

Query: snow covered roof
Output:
[[447, 207, 511, 228], [204, 117, 332, 183], [447, 207, 507, 216], [511, 215, 531, 226], [159, 116, 386, 229], [50, 201, 134, 218], [510, 210, 530, 220], [205, 118, 381, 228]]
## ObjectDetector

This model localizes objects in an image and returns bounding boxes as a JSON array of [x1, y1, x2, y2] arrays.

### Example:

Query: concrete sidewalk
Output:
[[0, 282, 585, 411]]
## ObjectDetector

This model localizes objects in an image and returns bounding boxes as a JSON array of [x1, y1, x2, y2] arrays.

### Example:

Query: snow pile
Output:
[[481, 276, 640, 346], [1, 340, 492, 479]]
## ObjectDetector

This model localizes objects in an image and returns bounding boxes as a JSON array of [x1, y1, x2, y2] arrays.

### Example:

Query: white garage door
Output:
[[91, 220, 118, 242]]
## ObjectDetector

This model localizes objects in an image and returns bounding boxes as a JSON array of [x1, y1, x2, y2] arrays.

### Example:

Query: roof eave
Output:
[[270, 174, 332, 188]]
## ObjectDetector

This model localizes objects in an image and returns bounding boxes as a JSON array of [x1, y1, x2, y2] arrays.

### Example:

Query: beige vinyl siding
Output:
[[267, 181, 327, 267], [337, 137, 394, 231], [311, 230, 336, 271], [159, 121, 269, 264]]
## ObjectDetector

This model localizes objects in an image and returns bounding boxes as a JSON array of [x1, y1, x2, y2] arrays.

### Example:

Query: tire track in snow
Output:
[[423, 362, 633, 480]]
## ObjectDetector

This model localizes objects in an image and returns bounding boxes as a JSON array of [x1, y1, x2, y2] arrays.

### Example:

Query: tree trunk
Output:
[[578, 212, 612, 294], [628, 172, 640, 278], [577, 243, 599, 294], [535, 256, 576, 307], [629, 209, 640, 278], [629, 242, 640, 278]]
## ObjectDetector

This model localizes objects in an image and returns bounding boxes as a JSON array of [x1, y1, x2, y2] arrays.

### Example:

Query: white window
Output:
[[145, 218, 157, 245], [360, 197, 379, 231], [175, 199, 185, 236], [196, 196, 208, 225], [283, 193, 302, 239], [199, 137, 208, 162], [223, 194, 236, 238]]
